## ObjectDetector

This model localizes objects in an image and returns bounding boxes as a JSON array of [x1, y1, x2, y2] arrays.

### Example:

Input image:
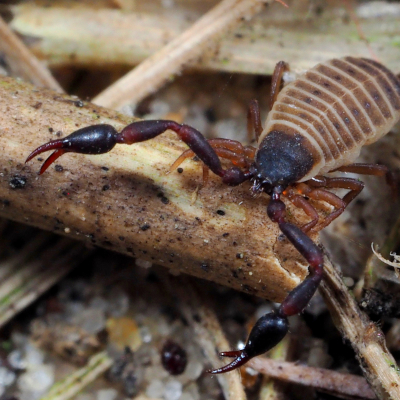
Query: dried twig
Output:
[[371, 244, 400, 275], [258, 335, 291, 399], [10, 2, 400, 76], [165, 276, 246, 400], [93, 0, 275, 108], [249, 357, 375, 400], [320, 255, 400, 400], [0, 76, 316, 302], [0, 229, 93, 328], [41, 351, 113, 400], [0, 15, 62, 91]]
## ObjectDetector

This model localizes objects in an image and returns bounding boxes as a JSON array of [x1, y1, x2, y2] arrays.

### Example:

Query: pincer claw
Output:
[[25, 124, 118, 174], [207, 312, 288, 374]]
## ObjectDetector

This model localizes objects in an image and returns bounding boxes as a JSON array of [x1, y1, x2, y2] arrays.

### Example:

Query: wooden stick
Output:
[[0, 15, 62, 91], [42, 351, 113, 400], [166, 276, 246, 400], [10, 3, 400, 76], [93, 0, 274, 108], [249, 357, 376, 400], [320, 256, 400, 400], [0, 76, 317, 302]]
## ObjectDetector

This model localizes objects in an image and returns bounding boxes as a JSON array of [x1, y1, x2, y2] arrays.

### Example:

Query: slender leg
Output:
[[333, 162, 388, 176], [303, 188, 347, 230], [332, 163, 396, 194], [270, 61, 289, 108], [171, 147, 249, 186], [169, 139, 256, 172], [247, 99, 263, 142], [26, 120, 254, 186], [297, 178, 364, 230], [284, 187, 319, 232], [307, 176, 365, 206]]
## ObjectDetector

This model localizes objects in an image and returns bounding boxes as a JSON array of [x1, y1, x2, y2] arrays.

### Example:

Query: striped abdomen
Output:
[[262, 57, 400, 181]]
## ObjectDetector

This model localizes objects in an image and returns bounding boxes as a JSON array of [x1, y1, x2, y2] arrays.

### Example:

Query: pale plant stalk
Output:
[[0, 15, 62, 91], [320, 256, 400, 400], [93, 0, 273, 109]]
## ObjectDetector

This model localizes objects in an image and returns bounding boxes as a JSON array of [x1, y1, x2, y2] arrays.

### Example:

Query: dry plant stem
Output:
[[11, 3, 400, 75], [0, 231, 92, 328], [0, 76, 316, 302], [320, 256, 400, 400], [166, 276, 246, 400], [0, 16, 62, 91], [41, 351, 113, 400], [361, 215, 400, 291], [249, 357, 376, 400], [93, 0, 273, 108], [259, 335, 291, 400]]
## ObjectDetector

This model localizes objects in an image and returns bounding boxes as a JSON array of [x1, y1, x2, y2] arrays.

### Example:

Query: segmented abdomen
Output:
[[263, 57, 400, 181]]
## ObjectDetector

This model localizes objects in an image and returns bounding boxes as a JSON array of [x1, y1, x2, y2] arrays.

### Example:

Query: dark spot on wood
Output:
[[201, 263, 209, 272], [101, 166, 109, 171], [9, 175, 27, 189], [216, 210, 225, 216], [102, 185, 110, 191], [177, 167, 183, 173], [55, 165, 64, 172], [242, 284, 253, 293], [140, 223, 151, 231], [305, 97, 312, 103], [32, 101, 42, 109], [313, 90, 321, 96], [352, 108, 359, 116], [222, 232, 229, 237]]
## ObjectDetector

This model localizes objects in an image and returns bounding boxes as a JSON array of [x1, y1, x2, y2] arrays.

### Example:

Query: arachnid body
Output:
[[26, 57, 400, 374]]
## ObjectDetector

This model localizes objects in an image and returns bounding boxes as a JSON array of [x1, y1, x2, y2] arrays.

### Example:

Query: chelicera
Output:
[[26, 57, 400, 374]]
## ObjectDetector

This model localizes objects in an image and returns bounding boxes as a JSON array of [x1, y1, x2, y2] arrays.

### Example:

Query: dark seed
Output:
[[161, 340, 187, 375]]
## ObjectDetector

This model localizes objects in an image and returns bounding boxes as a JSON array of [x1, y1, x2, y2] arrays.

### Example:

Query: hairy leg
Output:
[[270, 61, 289, 108], [332, 163, 396, 194], [247, 99, 263, 142]]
